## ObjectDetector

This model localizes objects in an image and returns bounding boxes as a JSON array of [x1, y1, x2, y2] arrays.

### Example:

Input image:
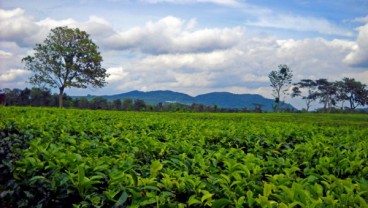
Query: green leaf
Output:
[[236, 196, 245, 206], [114, 191, 128, 207], [188, 195, 201, 206], [247, 190, 255, 207], [212, 198, 232, 208], [78, 165, 85, 184], [201, 191, 213, 203], [263, 183, 273, 197], [29, 175, 46, 185], [159, 191, 174, 203], [139, 197, 156, 206], [289, 201, 305, 208], [104, 188, 120, 201], [141, 186, 161, 192], [150, 160, 163, 177]]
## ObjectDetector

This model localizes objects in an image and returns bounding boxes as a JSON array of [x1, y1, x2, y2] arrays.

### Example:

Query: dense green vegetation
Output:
[[1, 87, 275, 112], [1, 107, 368, 207]]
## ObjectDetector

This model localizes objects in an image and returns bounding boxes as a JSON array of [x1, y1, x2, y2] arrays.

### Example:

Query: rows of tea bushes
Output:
[[1, 107, 367, 207]]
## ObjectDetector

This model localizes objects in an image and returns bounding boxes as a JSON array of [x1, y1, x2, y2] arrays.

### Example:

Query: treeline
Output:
[[1, 76, 367, 113], [291, 77, 368, 112], [0, 87, 252, 112]]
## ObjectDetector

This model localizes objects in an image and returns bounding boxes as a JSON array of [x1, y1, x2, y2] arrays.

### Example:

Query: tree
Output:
[[268, 64, 293, 112], [0, 89, 5, 105], [315, 79, 336, 112], [133, 99, 146, 111], [30, 87, 52, 106], [122, 98, 133, 111], [3, 88, 21, 105], [291, 79, 318, 111], [90, 97, 108, 109], [334, 80, 349, 110], [19, 88, 31, 106], [113, 99, 122, 110], [341, 77, 368, 110], [73, 97, 90, 109], [22, 26, 109, 107], [252, 103, 264, 112]]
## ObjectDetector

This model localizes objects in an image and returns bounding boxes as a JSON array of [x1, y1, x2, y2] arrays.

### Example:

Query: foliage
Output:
[[341, 77, 368, 109], [22, 26, 108, 107], [1, 107, 368, 207], [268, 64, 293, 112], [292, 79, 318, 111], [292, 77, 368, 112], [3, 87, 73, 107], [0, 89, 5, 105]]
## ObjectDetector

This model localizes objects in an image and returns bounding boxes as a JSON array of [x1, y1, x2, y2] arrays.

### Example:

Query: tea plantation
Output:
[[1, 107, 367, 207]]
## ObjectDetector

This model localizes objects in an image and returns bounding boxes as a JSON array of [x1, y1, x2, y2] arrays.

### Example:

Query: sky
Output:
[[0, 0, 367, 109]]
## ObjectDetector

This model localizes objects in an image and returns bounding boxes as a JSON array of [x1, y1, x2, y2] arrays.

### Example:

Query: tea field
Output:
[[1, 107, 368, 207]]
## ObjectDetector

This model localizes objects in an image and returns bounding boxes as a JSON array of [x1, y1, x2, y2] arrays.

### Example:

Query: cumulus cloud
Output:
[[139, 49, 238, 71], [106, 67, 129, 82], [37, 18, 78, 29], [104, 36, 357, 98], [0, 69, 30, 82], [104, 16, 244, 54], [0, 8, 116, 48], [0, 8, 41, 47], [343, 21, 368, 67]]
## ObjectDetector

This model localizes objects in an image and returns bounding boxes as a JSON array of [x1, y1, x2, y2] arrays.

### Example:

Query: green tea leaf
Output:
[[188, 195, 201, 206], [150, 160, 163, 177], [212, 198, 231, 208], [114, 191, 128, 207]]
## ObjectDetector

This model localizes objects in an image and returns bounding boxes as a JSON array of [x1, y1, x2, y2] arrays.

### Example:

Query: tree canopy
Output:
[[22, 26, 109, 107], [342, 77, 368, 109], [292, 79, 318, 111], [268, 64, 293, 112]]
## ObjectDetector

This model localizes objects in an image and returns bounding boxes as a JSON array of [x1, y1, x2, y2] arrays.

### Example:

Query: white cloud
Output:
[[343, 22, 368, 67], [246, 14, 353, 37], [140, 49, 237, 71], [0, 50, 12, 57], [83, 16, 116, 38], [37, 18, 78, 29], [354, 15, 368, 23], [0, 69, 30, 82], [0, 8, 40, 46], [104, 36, 362, 99], [104, 16, 244, 54], [0, 8, 116, 48], [106, 67, 129, 82]]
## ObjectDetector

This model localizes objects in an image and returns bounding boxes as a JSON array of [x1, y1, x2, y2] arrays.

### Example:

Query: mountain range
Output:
[[82, 90, 295, 111]]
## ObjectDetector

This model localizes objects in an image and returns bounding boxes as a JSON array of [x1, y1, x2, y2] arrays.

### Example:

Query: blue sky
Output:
[[0, 0, 367, 109]]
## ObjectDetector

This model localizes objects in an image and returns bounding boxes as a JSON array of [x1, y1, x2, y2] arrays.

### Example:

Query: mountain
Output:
[[86, 90, 195, 104], [195, 92, 269, 109], [81, 90, 295, 111]]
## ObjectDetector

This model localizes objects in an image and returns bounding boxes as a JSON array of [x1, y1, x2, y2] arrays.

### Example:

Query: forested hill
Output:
[[81, 90, 295, 111]]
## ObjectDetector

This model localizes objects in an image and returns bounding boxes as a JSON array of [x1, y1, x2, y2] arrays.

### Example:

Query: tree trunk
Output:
[[306, 100, 310, 112], [276, 90, 281, 112], [59, 87, 64, 108]]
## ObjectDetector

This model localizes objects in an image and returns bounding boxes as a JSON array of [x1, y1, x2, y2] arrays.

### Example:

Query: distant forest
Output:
[[0, 87, 257, 113]]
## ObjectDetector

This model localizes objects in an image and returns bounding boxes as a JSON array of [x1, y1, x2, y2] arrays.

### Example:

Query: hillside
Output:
[[82, 90, 295, 111]]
